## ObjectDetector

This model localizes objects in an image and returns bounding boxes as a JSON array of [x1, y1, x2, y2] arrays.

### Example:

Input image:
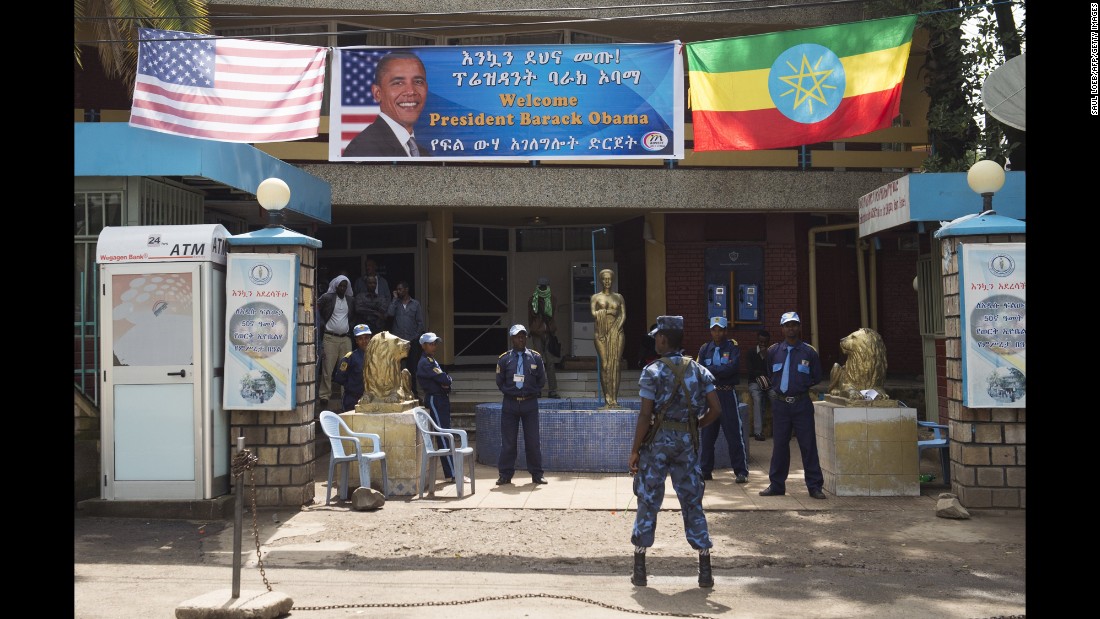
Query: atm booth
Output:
[[96, 225, 230, 500]]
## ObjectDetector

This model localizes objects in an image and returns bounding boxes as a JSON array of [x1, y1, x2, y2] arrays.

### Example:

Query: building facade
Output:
[[76, 1, 943, 408]]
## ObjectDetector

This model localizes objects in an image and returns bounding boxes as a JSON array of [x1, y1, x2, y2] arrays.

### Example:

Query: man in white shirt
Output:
[[317, 275, 354, 407]]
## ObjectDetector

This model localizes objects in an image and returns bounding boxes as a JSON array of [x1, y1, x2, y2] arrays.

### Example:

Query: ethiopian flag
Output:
[[686, 15, 917, 151]]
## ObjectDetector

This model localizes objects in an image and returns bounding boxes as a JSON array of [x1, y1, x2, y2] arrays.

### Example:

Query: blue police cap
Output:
[[709, 316, 728, 329], [353, 324, 372, 336], [648, 315, 684, 336]]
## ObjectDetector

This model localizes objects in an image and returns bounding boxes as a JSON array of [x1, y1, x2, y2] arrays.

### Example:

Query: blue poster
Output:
[[329, 43, 684, 161]]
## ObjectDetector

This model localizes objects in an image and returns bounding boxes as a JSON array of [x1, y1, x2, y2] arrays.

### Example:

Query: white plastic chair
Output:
[[413, 407, 475, 498], [319, 410, 388, 504]]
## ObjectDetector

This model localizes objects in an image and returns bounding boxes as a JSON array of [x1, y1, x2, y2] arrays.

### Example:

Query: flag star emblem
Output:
[[768, 43, 847, 124]]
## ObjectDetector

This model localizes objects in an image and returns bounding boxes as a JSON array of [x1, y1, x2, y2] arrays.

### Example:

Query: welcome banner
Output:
[[329, 43, 683, 161]]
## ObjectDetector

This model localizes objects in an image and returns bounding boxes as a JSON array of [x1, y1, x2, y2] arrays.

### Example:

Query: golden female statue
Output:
[[590, 268, 625, 407]]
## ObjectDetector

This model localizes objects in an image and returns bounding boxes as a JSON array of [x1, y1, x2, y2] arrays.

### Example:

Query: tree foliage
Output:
[[74, 0, 210, 92], [877, 0, 1026, 171]]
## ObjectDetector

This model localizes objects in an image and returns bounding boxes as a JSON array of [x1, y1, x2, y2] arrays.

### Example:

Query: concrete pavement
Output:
[[74, 435, 1026, 619]]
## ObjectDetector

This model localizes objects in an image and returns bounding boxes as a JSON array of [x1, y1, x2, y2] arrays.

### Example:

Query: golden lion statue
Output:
[[360, 331, 416, 405], [827, 327, 889, 402]]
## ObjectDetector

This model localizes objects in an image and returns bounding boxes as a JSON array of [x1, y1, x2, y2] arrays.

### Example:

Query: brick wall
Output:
[[660, 217, 922, 379], [227, 243, 320, 508]]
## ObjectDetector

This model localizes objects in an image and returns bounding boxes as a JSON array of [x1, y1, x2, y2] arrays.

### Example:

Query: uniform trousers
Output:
[[497, 398, 544, 480], [425, 393, 454, 479], [767, 396, 824, 492], [699, 389, 749, 477], [631, 427, 712, 550]]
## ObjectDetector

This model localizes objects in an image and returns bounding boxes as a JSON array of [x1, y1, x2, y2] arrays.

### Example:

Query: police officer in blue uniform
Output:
[[331, 324, 372, 412], [417, 332, 456, 481], [628, 316, 722, 588], [696, 316, 750, 483], [495, 324, 548, 486], [759, 312, 827, 500]]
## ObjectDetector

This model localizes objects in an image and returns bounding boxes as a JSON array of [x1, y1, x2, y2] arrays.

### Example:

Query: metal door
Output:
[[100, 263, 203, 499]]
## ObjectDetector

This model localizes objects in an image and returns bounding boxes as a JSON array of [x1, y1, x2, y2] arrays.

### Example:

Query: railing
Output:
[[75, 110, 930, 172]]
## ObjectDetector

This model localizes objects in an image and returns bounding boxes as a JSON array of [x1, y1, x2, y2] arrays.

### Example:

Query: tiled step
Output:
[[444, 368, 640, 442]]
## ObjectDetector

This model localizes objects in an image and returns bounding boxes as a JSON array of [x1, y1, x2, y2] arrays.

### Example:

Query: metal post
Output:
[[591, 228, 607, 406], [232, 435, 244, 598]]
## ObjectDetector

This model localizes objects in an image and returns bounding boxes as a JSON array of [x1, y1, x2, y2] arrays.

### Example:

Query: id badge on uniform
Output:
[[514, 374, 525, 387]]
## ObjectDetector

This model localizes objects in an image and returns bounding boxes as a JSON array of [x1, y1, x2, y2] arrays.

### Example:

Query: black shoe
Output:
[[547, 392, 559, 399], [533, 476, 549, 484], [753, 434, 765, 441], [702, 472, 714, 481], [759, 486, 785, 496], [698, 553, 714, 588], [444, 477, 455, 483], [496, 477, 511, 485], [735, 474, 748, 484], [631, 552, 647, 587], [809, 488, 827, 500]]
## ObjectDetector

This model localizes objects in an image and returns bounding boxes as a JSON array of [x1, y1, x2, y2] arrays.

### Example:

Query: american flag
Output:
[[330, 48, 389, 156], [130, 28, 328, 143]]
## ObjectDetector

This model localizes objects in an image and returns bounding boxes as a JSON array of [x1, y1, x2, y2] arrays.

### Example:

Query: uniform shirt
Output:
[[417, 354, 453, 396], [696, 339, 740, 387], [331, 348, 366, 400], [495, 348, 546, 398], [638, 351, 716, 422], [766, 340, 822, 395]]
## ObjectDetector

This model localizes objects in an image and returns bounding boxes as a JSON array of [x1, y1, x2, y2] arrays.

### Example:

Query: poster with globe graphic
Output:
[[224, 254, 299, 410], [959, 243, 1025, 408]]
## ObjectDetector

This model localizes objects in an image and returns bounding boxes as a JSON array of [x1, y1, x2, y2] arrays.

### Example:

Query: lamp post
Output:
[[256, 177, 290, 228], [966, 160, 1006, 213]]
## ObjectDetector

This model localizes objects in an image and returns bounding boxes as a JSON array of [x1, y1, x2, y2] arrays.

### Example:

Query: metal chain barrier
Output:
[[292, 595, 1024, 617], [292, 592, 718, 616], [231, 448, 272, 593]]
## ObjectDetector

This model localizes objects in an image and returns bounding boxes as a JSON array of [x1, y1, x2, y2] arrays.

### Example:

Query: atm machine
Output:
[[96, 225, 230, 500]]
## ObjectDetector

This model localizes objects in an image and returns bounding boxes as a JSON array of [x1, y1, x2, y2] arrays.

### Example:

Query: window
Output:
[[516, 226, 615, 252], [336, 23, 435, 47], [74, 191, 122, 238]]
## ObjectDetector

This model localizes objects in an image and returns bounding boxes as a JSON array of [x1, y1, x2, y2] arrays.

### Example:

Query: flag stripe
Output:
[[130, 28, 328, 143], [689, 41, 912, 113], [691, 85, 903, 151], [129, 115, 320, 142], [131, 98, 324, 125], [135, 76, 324, 108], [686, 15, 917, 74]]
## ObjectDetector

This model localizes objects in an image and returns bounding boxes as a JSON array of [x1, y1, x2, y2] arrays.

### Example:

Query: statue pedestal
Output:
[[813, 401, 919, 497], [339, 409, 422, 497]]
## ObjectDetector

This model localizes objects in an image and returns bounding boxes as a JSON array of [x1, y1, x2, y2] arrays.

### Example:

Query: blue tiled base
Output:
[[475, 399, 739, 472]]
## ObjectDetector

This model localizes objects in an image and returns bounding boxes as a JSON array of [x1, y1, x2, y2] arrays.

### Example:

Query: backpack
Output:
[[640, 356, 700, 452]]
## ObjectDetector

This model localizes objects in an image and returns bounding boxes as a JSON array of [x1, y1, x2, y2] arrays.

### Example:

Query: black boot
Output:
[[631, 552, 647, 587], [698, 553, 714, 588]]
